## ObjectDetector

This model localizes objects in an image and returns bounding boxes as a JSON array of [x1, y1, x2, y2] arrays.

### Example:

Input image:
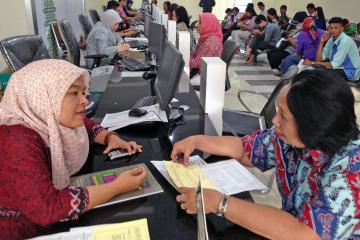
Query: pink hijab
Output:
[[0, 59, 90, 190], [199, 13, 223, 44]]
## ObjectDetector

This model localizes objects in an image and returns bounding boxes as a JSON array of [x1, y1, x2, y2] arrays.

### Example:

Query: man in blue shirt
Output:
[[304, 17, 360, 81]]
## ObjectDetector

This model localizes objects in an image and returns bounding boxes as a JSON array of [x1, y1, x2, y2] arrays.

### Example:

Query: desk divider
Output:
[[200, 57, 226, 136]]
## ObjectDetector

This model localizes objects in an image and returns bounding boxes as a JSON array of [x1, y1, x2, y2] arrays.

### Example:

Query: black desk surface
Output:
[[52, 70, 265, 240]]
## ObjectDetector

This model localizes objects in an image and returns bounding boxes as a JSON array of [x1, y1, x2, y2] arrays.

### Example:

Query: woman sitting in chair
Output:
[[172, 6, 196, 51], [189, 12, 223, 86], [0, 60, 146, 239], [172, 68, 360, 240], [86, 9, 130, 69]]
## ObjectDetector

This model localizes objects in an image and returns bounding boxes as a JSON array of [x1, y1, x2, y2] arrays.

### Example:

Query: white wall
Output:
[[0, 0, 34, 71], [259, 0, 360, 23]]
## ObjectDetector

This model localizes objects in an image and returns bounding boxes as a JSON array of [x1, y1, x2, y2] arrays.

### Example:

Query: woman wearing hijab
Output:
[[86, 9, 130, 69], [189, 13, 223, 85], [279, 17, 325, 74], [0, 60, 146, 239]]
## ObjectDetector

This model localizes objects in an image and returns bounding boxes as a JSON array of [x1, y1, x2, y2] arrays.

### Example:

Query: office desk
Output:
[[52, 70, 265, 240]]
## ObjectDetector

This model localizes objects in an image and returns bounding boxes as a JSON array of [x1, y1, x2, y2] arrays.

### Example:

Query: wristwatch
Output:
[[217, 193, 230, 217]]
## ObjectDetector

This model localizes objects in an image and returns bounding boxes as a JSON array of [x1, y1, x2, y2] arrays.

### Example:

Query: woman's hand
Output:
[[117, 43, 130, 52], [176, 187, 222, 214], [103, 133, 142, 154], [113, 167, 147, 193], [320, 32, 330, 44], [170, 136, 197, 166]]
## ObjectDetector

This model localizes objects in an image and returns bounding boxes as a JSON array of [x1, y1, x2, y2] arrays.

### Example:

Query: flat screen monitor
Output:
[[144, 14, 152, 38], [148, 21, 166, 60], [154, 40, 185, 111]]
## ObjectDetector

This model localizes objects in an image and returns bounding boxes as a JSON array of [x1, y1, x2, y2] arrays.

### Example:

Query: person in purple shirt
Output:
[[280, 17, 325, 74]]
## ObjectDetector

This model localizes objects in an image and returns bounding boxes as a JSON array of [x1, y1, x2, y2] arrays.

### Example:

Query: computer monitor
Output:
[[144, 14, 152, 38], [154, 40, 185, 111], [148, 21, 166, 60]]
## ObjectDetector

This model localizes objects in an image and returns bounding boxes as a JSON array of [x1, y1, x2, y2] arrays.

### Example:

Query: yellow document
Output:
[[93, 218, 150, 240], [163, 161, 217, 190]]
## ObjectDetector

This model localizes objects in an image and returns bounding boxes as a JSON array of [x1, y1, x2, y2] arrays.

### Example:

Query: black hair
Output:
[[255, 14, 267, 24], [280, 5, 287, 10], [329, 17, 344, 25], [225, 8, 232, 14], [306, 3, 315, 9], [107, 0, 119, 10], [175, 6, 190, 28], [287, 68, 358, 154], [163, 1, 171, 9], [315, 6, 325, 20], [232, 7, 239, 13], [267, 8, 279, 22], [257, 1, 265, 7], [342, 18, 350, 25]]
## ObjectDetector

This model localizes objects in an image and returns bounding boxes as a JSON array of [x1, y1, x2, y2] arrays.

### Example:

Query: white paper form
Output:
[[203, 159, 266, 195], [100, 104, 168, 131]]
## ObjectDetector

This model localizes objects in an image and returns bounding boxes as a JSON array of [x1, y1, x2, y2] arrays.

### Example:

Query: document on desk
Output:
[[150, 155, 207, 188], [31, 219, 150, 240], [100, 104, 168, 131], [92, 218, 150, 240], [152, 156, 266, 195]]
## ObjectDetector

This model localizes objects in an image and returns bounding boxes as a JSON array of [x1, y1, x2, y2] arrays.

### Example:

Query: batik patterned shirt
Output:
[[242, 128, 360, 239]]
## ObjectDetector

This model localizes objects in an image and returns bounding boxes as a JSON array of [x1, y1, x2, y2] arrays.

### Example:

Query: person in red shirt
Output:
[[0, 59, 146, 239]]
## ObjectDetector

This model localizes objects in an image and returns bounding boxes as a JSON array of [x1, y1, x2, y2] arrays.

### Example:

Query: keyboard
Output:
[[132, 96, 158, 108], [120, 59, 152, 71], [126, 40, 148, 49]]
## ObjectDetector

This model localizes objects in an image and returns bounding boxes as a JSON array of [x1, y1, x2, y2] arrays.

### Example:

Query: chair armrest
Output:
[[84, 54, 108, 59]]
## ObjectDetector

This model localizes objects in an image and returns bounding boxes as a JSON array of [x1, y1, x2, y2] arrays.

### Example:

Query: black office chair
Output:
[[189, 20, 198, 31], [50, 22, 68, 60], [78, 14, 93, 38], [222, 77, 290, 137], [89, 9, 101, 25], [0, 35, 50, 72], [221, 40, 238, 91], [58, 19, 107, 69]]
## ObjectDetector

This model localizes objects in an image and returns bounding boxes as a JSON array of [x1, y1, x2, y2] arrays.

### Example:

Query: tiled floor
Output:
[[224, 53, 283, 208]]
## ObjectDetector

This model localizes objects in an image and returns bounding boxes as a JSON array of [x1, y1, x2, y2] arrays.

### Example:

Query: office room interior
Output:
[[1, 0, 360, 239]]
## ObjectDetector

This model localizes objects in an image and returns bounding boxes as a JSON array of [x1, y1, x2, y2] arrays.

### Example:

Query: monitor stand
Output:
[[168, 107, 184, 121]]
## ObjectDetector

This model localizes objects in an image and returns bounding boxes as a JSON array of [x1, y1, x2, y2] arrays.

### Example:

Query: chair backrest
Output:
[[189, 20, 198, 31], [0, 35, 50, 71], [260, 77, 290, 128], [89, 9, 101, 25], [78, 14, 93, 38], [58, 19, 80, 66], [50, 22, 68, 60], [221, 40, 238, 91]]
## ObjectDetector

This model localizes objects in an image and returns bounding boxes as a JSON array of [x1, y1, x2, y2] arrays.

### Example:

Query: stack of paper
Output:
[[100, 104, 168, 131], [151, 155, 266, 195], [31, 218, 150, 240]]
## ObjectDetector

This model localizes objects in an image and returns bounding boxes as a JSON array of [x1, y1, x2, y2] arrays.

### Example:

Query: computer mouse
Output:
[[128, 107, 148, 117], [178, 105, 190, 111]]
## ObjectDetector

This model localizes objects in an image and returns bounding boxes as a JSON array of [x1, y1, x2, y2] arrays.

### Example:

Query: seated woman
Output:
[[0, 59, 146, 239], [279, 17, 325, 75], [231, 5, 257, 51], [86, 9, 130, 69], [172, 6, 196, 51], [117, 0, 141, 23], [163, 1, 171, 15], [314, 7, 326, 30], [267, 8, 279, 24], [172, 68, 360, 239], [189, 13, 223, 86]]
